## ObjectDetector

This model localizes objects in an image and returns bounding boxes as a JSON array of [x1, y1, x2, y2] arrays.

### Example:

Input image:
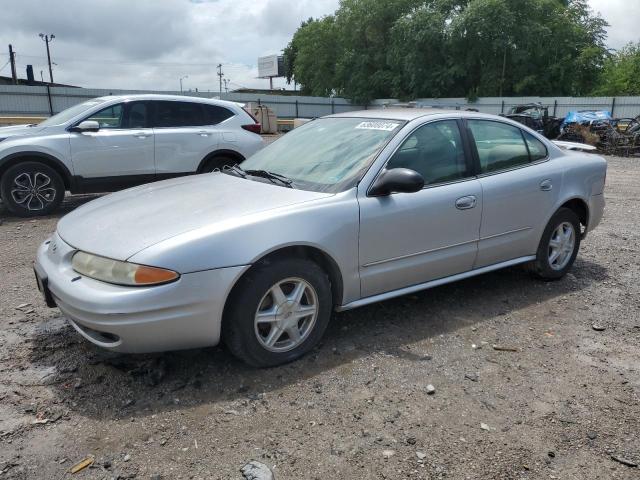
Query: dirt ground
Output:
[[0, 155, 638, 480]]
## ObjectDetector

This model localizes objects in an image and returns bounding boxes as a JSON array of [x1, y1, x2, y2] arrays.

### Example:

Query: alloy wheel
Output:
[[548, 221, 575, 271], [10, 172, 57, 212], [254, 277, 319, 353]]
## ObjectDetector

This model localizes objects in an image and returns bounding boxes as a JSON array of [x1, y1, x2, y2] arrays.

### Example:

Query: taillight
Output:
[[242, 123, 262, 134]]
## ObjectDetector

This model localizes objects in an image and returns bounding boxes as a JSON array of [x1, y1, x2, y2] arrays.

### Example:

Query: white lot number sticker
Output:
[[355, 121, 400, 131]]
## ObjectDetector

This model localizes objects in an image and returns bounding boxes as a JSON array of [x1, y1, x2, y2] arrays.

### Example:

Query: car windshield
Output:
[[238, 117, 404, 193], [38, 99, 109, 127]]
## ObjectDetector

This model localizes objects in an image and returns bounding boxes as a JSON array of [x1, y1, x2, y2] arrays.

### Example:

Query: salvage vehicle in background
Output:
[[0, 95, 263, 217], [35, 109, 606, 367], [502, 103, 562, 139], [558, 111, 640, 157]]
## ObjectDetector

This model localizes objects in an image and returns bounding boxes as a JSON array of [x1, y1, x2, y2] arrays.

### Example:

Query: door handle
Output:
[[196, 130, 210, 137], [133, 132, 151, 139], [455, 195, 477, 210], [540, 179, 553, 191]]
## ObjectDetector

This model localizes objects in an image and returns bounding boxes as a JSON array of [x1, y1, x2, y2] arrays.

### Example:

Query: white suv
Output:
[[0, 94, 264, 216]]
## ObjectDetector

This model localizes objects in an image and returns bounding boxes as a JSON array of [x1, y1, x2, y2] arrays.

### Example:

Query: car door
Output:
[[69, 101, 155, 191], [358, 119, 483, 298], [466, 119, 562, 267], [151, 101, 221, 177]]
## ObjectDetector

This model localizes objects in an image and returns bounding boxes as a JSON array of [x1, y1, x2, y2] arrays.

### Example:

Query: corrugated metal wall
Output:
[[412, 96, 640, 118], [0, 85, 367, 119], [1, 85, 639, 119]]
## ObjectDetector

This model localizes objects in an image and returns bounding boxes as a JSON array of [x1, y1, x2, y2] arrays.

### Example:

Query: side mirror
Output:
[[369, 168, 425, 196], [72, 120, 100, 133]]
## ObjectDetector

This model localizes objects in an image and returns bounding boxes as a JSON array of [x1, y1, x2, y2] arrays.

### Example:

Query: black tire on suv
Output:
[[0, 162, 65, 217], [201, 156, 237, 173]]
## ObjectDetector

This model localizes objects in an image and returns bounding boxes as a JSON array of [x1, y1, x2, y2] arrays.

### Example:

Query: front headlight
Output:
[[71, 251, 179, 286]]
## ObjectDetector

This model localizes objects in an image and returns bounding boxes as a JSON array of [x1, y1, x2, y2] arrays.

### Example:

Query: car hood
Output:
[[57, 173, 333, 261], [0, 124, 46, 139]]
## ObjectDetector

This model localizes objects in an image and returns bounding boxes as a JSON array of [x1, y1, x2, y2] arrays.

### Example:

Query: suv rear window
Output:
[[204, 105, 234, 125], [153, 101, 206, 128]]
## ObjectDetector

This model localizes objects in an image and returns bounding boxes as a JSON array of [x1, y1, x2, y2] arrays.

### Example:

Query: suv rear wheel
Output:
[[201, 155, 237, 173], [0, 162, 65, 217]]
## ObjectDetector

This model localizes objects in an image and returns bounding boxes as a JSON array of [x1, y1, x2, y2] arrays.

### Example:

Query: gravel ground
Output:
[[0, 156, 638, 480]]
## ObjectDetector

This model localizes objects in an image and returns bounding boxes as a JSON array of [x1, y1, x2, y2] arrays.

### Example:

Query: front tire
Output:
[[527, 207, 581, 280], [0, 162, 65, 217], [223, 258, 332, 367]]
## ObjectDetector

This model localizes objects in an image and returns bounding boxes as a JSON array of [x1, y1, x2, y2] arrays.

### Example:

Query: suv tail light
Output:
[[242, 123, 262, 134]]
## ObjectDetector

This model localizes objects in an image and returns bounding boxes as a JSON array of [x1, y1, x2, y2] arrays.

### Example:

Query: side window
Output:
[[387, 120, 469, 185], [153, 101, 205, 128], [468, 120, 530, 173], [523, 131, 548, 161], [204, 105, 234, 125], [84, 104, 123, 129], [124, 102, 149, 129]]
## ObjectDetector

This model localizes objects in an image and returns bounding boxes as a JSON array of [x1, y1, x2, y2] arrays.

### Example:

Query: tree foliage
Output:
[[283, 0, 613, 102], [592, 43, 640, 96]]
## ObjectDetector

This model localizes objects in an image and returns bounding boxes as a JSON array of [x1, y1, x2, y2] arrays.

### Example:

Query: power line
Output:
[[0, 52, 258, 71]]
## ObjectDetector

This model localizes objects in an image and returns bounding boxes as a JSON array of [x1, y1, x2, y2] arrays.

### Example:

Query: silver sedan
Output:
[[34, 109, 606, 366]]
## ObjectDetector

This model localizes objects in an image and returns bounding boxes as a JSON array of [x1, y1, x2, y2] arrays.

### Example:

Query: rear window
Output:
[[204, 104, 234, 125], [468, 120, 530, 173], [153, 101, 205, 128], [523, 131, 548, 161]]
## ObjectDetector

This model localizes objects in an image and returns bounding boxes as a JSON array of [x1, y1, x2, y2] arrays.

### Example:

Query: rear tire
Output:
[[0, 162, 65, 217], [527, 207, 581, 280], [201, 156, 237, 173], [223, 258, 332, 367]]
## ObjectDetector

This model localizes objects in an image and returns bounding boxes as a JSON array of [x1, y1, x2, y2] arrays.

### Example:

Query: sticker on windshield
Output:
[[355, 121, 400, 131]]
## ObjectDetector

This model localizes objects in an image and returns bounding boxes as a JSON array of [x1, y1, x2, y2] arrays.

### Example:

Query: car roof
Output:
[[93, 94, 242, 110], [327, 108, 501, 121]]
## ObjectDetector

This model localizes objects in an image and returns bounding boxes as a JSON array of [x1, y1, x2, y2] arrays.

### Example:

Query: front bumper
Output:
[[34, 233, 249, 353]]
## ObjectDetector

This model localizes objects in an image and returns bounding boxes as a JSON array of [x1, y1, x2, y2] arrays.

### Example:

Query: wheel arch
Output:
[[0, 151, 72, 190], [558, 197, 589, 235], [222, 244, 345, 320], [196, 149, 245, 173]]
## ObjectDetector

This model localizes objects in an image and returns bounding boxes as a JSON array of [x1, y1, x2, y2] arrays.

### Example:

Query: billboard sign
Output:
[[258, 55, 284, 78]]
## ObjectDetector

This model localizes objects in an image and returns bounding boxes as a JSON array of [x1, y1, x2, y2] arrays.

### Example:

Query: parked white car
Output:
[[0, 94, 264, 216]]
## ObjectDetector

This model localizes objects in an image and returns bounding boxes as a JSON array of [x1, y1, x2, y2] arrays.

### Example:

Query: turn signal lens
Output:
[[133, 265, 179, 285], [72, 251, 179, 286]]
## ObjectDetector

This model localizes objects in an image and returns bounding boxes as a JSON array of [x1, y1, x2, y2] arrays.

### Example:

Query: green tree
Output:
[[332, 0, 424, 102], [592, 43, 640, 96], [284, 0, 609, 101], [283, 17, 340, 96]]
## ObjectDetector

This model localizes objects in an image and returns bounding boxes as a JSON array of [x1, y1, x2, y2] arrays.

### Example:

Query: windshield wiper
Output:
[[244, 169, 294, 188], [222, 164, 247, 178]]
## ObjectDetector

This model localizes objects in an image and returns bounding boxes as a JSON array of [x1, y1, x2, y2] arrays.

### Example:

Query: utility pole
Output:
[[8, 44, 17, 84], [223, 78, 229, 93], [217, 64, 223, 95], [39, 33, 55, 83], [179, 75, 188, 93], [499, 48, 506, 97]]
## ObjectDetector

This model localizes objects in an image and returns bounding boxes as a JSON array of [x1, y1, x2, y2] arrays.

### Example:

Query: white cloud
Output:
[[588, 0, 640, 50], [0, 0, 339, 91]]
